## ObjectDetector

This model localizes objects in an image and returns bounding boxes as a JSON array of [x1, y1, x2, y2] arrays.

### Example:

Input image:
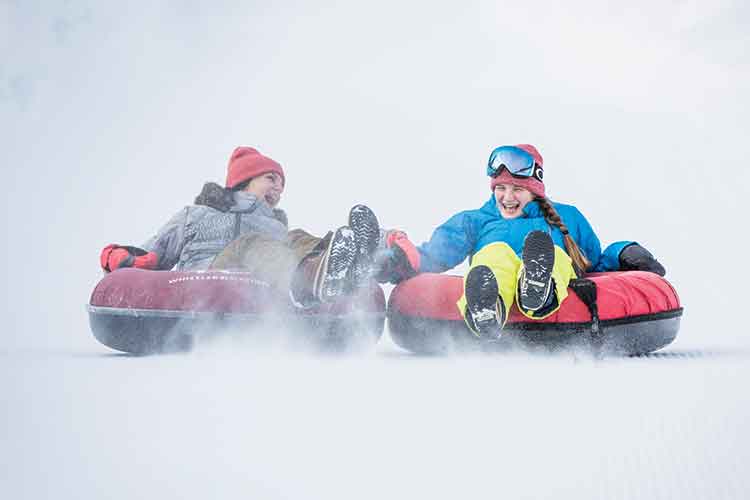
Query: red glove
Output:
[[100, 244, 159, 272], [386, 231, 421, 271], [376, 230, 420, 284]]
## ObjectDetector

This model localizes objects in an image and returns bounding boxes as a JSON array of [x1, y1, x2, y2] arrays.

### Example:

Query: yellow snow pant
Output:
[[457, 242, 578, 327]]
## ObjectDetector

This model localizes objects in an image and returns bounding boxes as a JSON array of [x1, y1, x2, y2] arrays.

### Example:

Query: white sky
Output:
[[2, 0, 749, 351]]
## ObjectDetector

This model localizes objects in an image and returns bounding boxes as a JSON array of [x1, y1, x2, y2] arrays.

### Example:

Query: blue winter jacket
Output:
[[415, 195, 632, 274]]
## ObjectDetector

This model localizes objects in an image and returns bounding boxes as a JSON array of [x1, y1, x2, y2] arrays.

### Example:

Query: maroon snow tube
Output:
[[387, 271, 682, 356], [88, 268, 386, 354]]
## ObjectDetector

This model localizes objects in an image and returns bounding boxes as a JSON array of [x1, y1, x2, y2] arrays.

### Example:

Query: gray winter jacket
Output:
[[142, 189, 288, 271]]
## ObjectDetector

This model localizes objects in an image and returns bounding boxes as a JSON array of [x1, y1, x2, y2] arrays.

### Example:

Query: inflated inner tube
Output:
[[387, 271, 682, 356], [89, 268, 386, 354]]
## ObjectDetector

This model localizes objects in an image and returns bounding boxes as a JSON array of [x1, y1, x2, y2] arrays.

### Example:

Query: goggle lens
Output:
[[487, 146, 537, 178]]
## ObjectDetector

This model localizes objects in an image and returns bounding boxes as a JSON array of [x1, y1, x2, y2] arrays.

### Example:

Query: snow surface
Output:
[[4, 336, 750, 500], [2, 2, 749, 499]]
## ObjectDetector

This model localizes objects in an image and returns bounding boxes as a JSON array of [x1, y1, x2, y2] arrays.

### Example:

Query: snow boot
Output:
[[519, 230, 555, 312], [464, 265, 506, 341], [291, 227, 357, 305], [347, 204, 380, 289]]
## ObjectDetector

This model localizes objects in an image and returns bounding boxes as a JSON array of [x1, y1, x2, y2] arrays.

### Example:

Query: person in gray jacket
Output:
[[100, 146, 380, 307]]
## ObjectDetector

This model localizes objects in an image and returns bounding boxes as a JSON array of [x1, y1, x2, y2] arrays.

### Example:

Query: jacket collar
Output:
[[481, 195, 542, 219], [230, 190, 273, 214]]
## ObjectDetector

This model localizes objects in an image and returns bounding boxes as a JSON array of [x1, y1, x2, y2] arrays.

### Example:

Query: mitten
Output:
[[374, 230, 420, 284], [100, 244, 159, 272], [619, 244, 666, 276]]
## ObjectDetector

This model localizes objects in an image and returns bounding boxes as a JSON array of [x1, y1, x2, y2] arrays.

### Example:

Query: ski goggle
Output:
[[486, 146, 544, 182]]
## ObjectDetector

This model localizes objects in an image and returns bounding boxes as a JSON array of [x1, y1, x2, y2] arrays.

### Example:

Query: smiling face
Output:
[[494, 182, 534, 219], [244, 171, 284, 207]]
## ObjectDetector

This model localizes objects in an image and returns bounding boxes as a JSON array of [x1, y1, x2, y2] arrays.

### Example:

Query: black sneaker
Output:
[[314, 226, 357, 302], [465, 265, 505, 340], [519, 230, 555, 312], [347, 204, 380, 289]]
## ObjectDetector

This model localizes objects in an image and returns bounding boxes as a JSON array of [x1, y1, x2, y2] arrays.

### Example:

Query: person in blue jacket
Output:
[[378, 144, 665, 340]]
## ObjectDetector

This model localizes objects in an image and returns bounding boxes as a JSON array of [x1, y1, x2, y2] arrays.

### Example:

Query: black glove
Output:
[[619, 244, 666, 276]]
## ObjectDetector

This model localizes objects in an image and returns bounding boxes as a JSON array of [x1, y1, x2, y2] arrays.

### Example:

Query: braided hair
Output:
[[534, 196, 591, 275]]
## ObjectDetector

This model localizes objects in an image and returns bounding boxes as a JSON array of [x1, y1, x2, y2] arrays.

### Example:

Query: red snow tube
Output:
[[387, 272, 682, 355], [88, 268, 386, 354]]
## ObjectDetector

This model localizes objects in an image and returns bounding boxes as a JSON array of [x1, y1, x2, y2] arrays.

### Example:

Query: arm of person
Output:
[[375, 211, 476, 283], [566, 206, 663, 275], [415, 211, 476, 273], [140, 207, 191, 271], [99, 207, 192, 273], [598, 241, 635, 272]]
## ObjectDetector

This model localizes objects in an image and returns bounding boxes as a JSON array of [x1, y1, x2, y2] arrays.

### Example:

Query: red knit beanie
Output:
[[489, 144, 545, 198], [225, 146, 286, 189]]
